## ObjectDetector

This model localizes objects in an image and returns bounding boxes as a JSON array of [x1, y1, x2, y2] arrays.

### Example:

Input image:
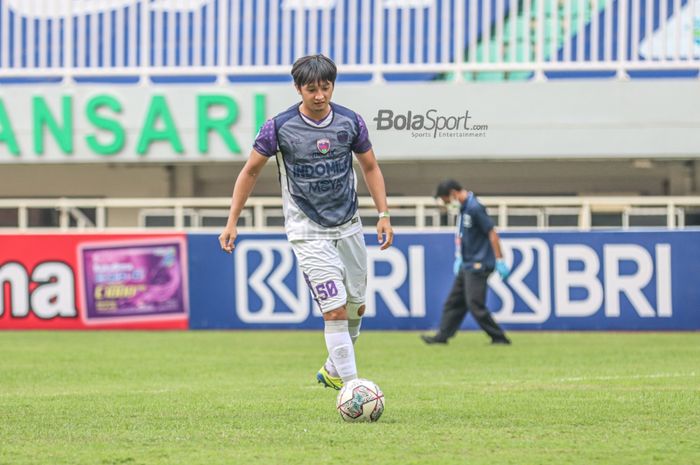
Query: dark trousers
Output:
[[436, 269, 507, 342]]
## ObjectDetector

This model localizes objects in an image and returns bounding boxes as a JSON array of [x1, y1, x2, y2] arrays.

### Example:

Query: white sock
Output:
[[325, 319, 361, 378], [348, 318, 362, 344], [324, 320, 357, 382]]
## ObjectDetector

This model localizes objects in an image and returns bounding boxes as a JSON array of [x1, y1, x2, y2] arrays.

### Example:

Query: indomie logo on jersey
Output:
[[316, 138, 331, 155], [290, 159, 348, 179]]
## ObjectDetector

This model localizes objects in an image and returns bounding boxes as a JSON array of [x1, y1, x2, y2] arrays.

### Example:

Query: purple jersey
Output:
[[253, 103, 372, 238], [254, 107, 371, 157]]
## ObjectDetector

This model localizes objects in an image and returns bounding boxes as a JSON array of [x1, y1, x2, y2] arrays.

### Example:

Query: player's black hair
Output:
[[291, 54, 337, 88], [435, 179, 463, 198]]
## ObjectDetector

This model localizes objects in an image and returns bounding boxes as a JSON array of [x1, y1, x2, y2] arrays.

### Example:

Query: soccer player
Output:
[[218, 54, 394, 390], [421, 179, 512, 345]]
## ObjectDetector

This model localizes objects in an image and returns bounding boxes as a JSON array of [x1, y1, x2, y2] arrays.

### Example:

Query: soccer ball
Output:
[[336, 378, 384, 422]]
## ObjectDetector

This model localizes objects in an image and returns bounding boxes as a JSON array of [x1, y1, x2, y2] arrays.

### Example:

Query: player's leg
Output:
[[322, 231, 367, 376], [291, 239, 358, 387], [320, 305, 363, 381], [321, 305, 358, 383], [342, 231, 368, 344], [423, 270, 469, 343], [464, 270, 510, 344]]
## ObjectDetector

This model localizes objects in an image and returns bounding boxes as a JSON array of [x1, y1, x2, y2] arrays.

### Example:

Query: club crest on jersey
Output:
[[316, 138, 331, 154], [462, 213, 472, 228]]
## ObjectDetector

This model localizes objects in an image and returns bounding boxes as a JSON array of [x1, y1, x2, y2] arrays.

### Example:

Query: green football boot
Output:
[[316, 366, 343, 390]]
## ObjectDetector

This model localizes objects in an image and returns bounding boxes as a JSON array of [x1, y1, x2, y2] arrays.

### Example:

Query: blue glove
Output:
[[495, 259, 510, 280], [453, 256, 463, 275]]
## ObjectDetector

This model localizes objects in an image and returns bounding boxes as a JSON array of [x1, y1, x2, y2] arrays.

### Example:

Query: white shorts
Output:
[[291, 231, 367, 314]]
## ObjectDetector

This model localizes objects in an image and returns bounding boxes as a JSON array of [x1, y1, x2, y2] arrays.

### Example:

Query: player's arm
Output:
[[473, 202, 500, 258], [219, 149, 270, 253], [475, 202, 509, 278], [488, 229, 504, 260], [355, 148, 393, 250], [487, 225, 511, 279]]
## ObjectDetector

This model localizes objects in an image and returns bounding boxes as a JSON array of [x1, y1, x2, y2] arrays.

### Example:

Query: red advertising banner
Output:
[[0, 234, 189, 330]]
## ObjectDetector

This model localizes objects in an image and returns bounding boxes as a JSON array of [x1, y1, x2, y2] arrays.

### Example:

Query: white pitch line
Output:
[[556, 372, 697, 382], [407, 372, 699, 388]]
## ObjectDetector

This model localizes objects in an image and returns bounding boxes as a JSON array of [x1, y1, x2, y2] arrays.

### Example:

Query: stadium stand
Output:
[[0, 0, 697, 81], [0, 0, 699, 229]]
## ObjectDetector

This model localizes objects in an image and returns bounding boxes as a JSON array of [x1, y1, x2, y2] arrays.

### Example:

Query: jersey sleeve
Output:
[[252, 119, 278, 157], [351, 113, 373, 154], [472, 201, 495, 235]]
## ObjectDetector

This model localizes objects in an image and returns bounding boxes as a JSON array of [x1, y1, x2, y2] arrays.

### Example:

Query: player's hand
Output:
[[496, 258, 510, 280], [453, 256, 463, 275], [218, 226, 238, 254], [377, 217, 394, 250]]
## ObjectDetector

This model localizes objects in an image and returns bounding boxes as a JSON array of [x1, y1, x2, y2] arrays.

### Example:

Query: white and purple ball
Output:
[[336, 378, 385, 423]]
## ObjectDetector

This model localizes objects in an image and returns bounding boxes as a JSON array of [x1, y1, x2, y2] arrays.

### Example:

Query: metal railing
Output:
[[0, 0, 698, 83], [1, 195, 699, 231]]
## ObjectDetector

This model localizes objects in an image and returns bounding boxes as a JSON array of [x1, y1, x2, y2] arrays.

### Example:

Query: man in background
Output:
[[421, 179, 511, 345]]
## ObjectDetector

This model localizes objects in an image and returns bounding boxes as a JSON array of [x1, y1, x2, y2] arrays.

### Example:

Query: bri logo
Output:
[[489, 239, 672, 324], [234, 240, 426, 324], [316, 138, 331, 155]]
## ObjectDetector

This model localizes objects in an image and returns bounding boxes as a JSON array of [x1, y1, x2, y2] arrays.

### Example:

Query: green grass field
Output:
[[0, 331, 698, 465]]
